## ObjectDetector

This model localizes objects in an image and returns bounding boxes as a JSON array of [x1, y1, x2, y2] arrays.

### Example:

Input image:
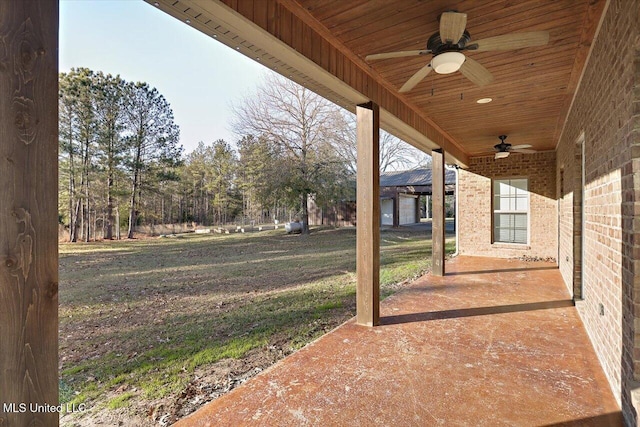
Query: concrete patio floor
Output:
[[176, 256, 622, 426]]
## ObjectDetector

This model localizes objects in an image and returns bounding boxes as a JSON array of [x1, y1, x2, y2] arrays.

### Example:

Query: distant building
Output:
[[380, 168, 456, 227]]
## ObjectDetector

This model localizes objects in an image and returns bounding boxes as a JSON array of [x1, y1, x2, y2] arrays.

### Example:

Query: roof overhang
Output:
[[147, 0, 607, 168], [148, 0, 469, 166]]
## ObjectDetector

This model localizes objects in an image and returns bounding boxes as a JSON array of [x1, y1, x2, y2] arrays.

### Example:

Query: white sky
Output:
[[60, 0, 269, 154]]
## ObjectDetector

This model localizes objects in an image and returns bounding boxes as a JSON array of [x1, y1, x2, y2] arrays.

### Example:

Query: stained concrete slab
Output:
[[175, 256, 622, 426]]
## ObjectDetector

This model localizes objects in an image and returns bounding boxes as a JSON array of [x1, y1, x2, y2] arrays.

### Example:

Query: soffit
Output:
[[148, 0, 606, 163]]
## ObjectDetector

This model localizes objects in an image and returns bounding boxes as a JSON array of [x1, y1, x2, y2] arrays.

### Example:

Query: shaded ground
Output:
[[176, 256, 621, 427], [59, 226, 454, 426]]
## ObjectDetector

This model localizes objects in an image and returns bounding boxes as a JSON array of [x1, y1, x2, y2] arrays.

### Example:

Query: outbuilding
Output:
[[380, 167, 456, 227]]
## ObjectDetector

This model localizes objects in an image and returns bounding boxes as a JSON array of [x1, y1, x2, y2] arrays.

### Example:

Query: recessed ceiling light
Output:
[[213, 34, 218, 38], [185, 19, 191, 24], [153, 2, 159, 6], [476, 98, 492, 104]]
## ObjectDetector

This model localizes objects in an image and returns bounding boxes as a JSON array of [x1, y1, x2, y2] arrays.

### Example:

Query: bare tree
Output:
[[332, 111, 430, 173], [232, 74, 346, 234]]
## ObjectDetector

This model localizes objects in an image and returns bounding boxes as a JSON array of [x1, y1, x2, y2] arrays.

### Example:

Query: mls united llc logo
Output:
[[3, 402, 87, 413]]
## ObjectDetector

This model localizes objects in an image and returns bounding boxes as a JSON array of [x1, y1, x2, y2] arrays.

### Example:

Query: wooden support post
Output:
[[393, 191, 400, 228], [356, 102, 380, 326], [0, 1, 59, 426], [432, 149, 446, 276]]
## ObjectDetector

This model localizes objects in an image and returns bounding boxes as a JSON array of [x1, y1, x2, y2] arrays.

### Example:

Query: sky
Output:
[[60, 0, 269, 154]]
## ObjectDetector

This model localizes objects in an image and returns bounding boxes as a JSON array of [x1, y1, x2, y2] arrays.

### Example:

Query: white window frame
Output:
[[492, 178, 530, 245]]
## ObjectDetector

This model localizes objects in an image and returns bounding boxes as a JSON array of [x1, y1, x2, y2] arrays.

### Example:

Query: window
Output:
[[493, 178, 528, 244]]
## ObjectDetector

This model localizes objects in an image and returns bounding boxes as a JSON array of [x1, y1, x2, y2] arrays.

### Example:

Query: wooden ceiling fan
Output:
[[494, 135, 536, 159], [365, 11, 549, 92]]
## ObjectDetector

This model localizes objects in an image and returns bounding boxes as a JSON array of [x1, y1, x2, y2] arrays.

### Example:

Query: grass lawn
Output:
[[59, 226, 455, 426]]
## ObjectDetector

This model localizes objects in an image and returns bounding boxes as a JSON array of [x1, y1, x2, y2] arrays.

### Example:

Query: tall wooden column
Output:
[[432, 149, 446, 276], [393, 191, 400, 228], [356, 102, 380, 326], [0, 1, 59, 426]]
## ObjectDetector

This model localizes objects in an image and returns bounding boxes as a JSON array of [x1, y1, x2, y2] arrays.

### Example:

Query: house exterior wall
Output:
[[458, 151, 557, 259], [556, 0, 640, 424]]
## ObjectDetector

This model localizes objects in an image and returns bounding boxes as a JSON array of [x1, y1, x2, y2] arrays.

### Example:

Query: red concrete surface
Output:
[[175, 256, 622, 426]]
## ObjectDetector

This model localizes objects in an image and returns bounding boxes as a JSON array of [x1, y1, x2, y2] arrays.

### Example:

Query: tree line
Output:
[[59, 68, 181, 241], [59, 69, 428, 240]]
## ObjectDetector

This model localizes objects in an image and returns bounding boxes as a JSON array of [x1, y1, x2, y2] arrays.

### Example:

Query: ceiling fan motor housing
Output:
[[427, 30, 471, 74], [494, 142, 511, 151], [494, 135, 511, 152], [427, 30, 471, 55]]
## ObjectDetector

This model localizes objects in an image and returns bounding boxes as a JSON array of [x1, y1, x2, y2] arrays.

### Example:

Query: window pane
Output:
[[513, 228, 527, 244], [515, 195, 528, 211], [500, 197, 512, 211], [493, 179, 529, 244], [512, 179, 527, 191], [494, 226, 510, 242], [499, 182, 512, 197], [514, 213, 527, 228], [494, 213, 509, 228]]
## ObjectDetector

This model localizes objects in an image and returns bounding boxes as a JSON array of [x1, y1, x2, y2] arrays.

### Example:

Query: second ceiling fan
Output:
[[365, 11, 549, 92], [494, 135, 536, 159]]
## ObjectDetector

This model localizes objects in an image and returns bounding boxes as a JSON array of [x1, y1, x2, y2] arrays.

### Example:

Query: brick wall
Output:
[[556, 0, 640, 423], [458, 151, 557, 259], [557, 154, 580, 298]]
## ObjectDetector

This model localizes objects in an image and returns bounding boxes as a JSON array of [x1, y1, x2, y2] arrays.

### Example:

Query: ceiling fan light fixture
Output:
[[431, 51, 465, 74], [495, 151, 510, 159]]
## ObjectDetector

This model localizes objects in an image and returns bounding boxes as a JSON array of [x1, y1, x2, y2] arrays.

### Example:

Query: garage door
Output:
[[381, 199, 393, 225], [399, 195, 417, 225]]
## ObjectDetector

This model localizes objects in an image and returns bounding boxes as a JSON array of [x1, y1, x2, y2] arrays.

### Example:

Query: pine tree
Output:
[[93, 72, 127, 239], [122, 82, 181, 238]]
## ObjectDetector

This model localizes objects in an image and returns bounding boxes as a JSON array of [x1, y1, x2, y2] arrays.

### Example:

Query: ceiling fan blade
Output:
[[366, 50, 430, 61], [495, 152, 510, 159], [399, 63, 433, 93], [510, 144, 532, 150], [471, 31, 550, 52], [440, 12, 467, 44], [459, 57, 493, 87], [511, 148, 537, 153]]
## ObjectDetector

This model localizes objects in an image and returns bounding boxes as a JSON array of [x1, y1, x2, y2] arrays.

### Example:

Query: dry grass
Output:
[[59, 226, 454, 426]]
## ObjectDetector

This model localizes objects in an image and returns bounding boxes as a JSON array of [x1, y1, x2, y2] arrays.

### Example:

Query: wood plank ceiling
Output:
[[296, 0, 605, 156], [151, 0, 605, 160]]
